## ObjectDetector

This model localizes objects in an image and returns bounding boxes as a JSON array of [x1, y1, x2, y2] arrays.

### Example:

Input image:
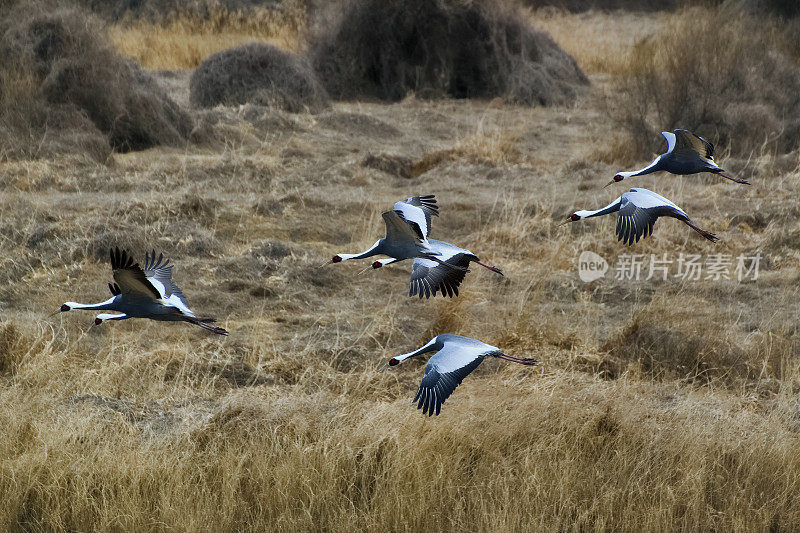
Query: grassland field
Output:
[[1, 3, 800, 531]]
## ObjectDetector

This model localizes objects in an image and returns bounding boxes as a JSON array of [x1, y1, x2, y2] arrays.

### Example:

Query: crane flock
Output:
[[54, 128, 742, 416]]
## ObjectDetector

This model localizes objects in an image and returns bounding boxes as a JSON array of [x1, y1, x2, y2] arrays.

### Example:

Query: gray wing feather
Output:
[[110, 247, 162, 300], [400, 195, 439, 235], [143, 250, 189, 306], [382, 210, 423, 243], [674, 129, 714, 160], [413, 354, 484, 416], [409, 254, 472, 298], [616, 203, 657, 245]]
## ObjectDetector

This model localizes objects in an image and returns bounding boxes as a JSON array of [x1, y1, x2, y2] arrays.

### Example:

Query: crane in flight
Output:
[[330, 195, 460, 269], [59, 248, 228, 335], [371, 238, 502, 298], [562, 188, 718, 245], [607, 129, 749, 187], [389, 334, 537, 416]]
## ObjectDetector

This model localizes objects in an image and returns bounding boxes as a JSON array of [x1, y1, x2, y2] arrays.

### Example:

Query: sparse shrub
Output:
[[310, 0, 589, 105], [605, 6, 800, 158], [190, 42, 328, 112], [0, 5, 193, 160]]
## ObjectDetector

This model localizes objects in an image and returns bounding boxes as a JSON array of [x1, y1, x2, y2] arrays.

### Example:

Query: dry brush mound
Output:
[[310, 0, 589, 105], [189, 42, 328, 112], [606, 6, 800, 158], [0, 5, 193, 160]]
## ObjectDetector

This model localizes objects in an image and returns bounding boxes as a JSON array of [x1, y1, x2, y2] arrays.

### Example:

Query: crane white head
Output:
[[94, 314, 110, 325], [605, 171, 635, 188], [371, 258, 395, 269], [559, 211, 592, 225], [389, 336, 440, 366]]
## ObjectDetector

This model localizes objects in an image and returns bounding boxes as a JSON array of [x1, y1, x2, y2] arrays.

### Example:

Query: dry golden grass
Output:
[[603, 5, 800, 158], [528, 8, 664, 75], [109, 4, 306, 69], [1, 5, 799, 531]]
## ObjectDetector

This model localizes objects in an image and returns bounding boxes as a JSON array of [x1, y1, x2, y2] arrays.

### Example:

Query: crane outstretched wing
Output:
[[616, 202, 656, 245], [382, 210, 425, 243], [413, 344, 486, 416], [144, 250, 195, 315], [395, 195, 438, 238], [410, 254, 471, 298], [143, 250, 190, 306], [616, 189, 689, 245], [674, 129, 714, 160], [110, 247, 162, 300]]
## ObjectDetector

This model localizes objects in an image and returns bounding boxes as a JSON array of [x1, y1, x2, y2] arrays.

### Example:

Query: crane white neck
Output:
[[336, 240, 383, 261], [576, 196, 623, 219], [65, 297, 118, 311], [618, 155, 663, 179], [390, 336, 440, 365]]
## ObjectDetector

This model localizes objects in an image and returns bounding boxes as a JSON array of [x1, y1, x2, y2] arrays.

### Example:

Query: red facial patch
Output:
[[94, 318, 102, 325], [372, 261, 382, 269], [571, 213, 579, 221], [60, 304, 70, 312], [389, 358, 399, 366], [332, 255, 342, 263], [614, 174, 623, 182]]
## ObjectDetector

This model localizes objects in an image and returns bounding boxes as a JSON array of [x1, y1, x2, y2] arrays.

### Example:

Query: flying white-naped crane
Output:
[[331, 195, 465, 271], [389, 334, 538, 416], [59, 248, 228, 335], [372, 238, 503, 298], [562, 187, 718, 245], [607, 129, 749, 187]]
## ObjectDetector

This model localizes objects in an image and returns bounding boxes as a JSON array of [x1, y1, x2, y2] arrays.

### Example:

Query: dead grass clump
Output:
[[0, 6, 192, 159], [0, 321, 26, 375], [601, 294, 787, 386], [311, 0, 588, 104], [361, 153, 414, 179], [606, 6, 800, 158], [189, 42, 328, 112]]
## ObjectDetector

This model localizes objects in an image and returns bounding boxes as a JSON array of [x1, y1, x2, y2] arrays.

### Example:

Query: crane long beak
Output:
[[48, 310, 61, 318], [357, 265, 373, 275], [603, 180, 616, 189], [557, 219, 572, 227]]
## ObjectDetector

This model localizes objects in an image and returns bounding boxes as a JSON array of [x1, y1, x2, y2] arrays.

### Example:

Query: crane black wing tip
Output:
[[110, 247, 136, 270], [414, 194, 439, 216], [414, 387, 441, 417]]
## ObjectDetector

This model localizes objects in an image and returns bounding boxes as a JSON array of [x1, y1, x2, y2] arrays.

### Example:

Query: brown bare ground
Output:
[[1, 5, 799, 531]]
